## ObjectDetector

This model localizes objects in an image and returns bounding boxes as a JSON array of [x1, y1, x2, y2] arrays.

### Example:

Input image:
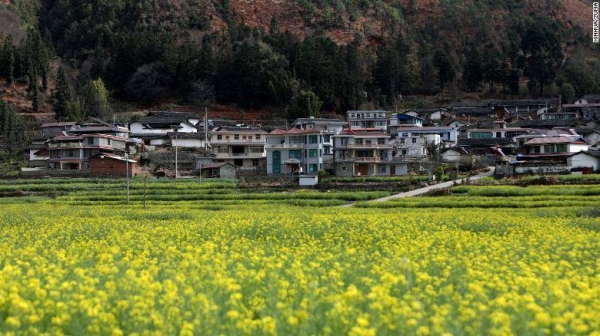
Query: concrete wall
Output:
[[569, 154, 600, 171], [220, 165, 237, 178]]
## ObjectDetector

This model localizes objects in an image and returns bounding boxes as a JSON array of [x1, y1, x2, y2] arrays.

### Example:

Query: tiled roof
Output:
[[524, 136, 584, 145], [512, 119, 579, 128], [40, 122, 77, 128]]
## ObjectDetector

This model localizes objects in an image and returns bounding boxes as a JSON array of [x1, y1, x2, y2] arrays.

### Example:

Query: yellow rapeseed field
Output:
[[0, 203, 598, 335]]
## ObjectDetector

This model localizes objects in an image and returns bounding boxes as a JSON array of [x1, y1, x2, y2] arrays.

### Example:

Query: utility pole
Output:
[[125, 150, 130, 203], [143, 174, 147, 208]]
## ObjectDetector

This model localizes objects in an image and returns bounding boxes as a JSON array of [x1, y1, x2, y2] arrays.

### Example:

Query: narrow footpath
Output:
[[342, 167, 495, 207]]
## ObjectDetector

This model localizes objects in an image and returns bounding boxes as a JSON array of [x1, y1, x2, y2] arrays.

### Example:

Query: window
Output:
[[107, 139, 111, 145], [308, 135, 318, 144], [401, 133, 409, 137], [234, 134, 240, 140], [324, 135, 331, 142], [342, 166, 347, 171], [217, 135, 222, 140], [412, 138, 417, 144], [309, 149, 318, 157], [217, 147, 228, 154], [255, 134, 261, 140], [252, 159, 259, 167], [323, 147, 331, 155], [470, 132, 493, 139], [87, 138, 94, 145], [377, 138, 385, 145], [356, 139, 363, 145], [400, 139, 405, 144], [309, 164, 318, 172], [289, 150, 301, 159], [341, 138, 349, 145], [378, 165, 386, 174]]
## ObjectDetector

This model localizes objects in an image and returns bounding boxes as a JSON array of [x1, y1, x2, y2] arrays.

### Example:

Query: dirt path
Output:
[[341, 167, 495, 207]]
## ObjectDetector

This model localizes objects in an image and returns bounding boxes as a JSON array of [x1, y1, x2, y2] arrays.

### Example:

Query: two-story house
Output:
[[333, 128, 407, 177], [210, 126, 267, 171], [47, 134, 127, 171]]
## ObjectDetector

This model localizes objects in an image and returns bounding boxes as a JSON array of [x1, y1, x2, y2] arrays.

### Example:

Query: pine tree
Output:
[[462, 45, 483, 92], [0, 35, 15, 86], [433, 50, 455, 92], [53, 67, 71, 121]]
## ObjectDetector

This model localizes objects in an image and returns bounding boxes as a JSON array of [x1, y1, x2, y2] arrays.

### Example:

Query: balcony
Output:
[[211, 138, 265, 144], [265, 143, 304, 149], [337, 143, 392, 149], [214, 152, 266, 159], [48, 142, 83, 148]]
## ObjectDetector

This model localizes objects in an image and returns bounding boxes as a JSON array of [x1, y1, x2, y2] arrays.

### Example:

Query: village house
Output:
[[346, 110, 388, 130], [210, 126, 267, 172], [47, 134, 128, 171], [333, 128, 408, 177], [129, 111, 201, 148], [265, 128, 326, 175], [291, 117, 346, 171]]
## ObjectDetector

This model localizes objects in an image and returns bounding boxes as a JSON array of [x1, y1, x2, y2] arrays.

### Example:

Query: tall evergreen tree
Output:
[[375, 36, 413, 106], [0, 35, 15, 86], [53, 67, 72, 121], [462, 44, 483, 92], [433, 50, 455, 92], [521, 18, 563, 96]]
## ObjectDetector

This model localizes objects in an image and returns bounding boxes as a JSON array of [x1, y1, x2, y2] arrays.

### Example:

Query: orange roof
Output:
[[269, 129, 285, 135]]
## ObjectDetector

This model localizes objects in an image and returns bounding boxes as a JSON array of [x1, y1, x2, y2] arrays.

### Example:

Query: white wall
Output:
[[569, 144, 589, 153], [569, 154, 599, 171]]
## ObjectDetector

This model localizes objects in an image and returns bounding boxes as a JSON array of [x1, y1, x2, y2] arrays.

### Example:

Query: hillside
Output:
[[0, 0, 599, 123]]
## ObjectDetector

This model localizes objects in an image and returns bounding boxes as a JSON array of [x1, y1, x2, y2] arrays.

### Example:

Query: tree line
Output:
[[0, 0, 599, 122]]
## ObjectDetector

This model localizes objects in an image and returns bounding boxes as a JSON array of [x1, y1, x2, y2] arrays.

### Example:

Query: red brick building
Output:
[[90, 154, 137, 177]]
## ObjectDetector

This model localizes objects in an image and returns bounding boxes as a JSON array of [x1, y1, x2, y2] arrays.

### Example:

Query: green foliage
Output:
[[81, 78, 111, 119], [0, 100, 25, 152], [560, 82, 576, 104], [521, 17, 563, 96], [290, 90, 323, 118], [0, 35, 15, 85], [0, 0, 588, 115], [462, 44, 483, 92], [53, 66, 72, 121], [433, 49, 455, 92]]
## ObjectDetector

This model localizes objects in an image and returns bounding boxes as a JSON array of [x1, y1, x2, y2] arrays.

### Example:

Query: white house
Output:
[[568, 151, 600, 172], [347, 110, 388, 130], [210, 126, 267, 171], [129, 111, 200, 147]]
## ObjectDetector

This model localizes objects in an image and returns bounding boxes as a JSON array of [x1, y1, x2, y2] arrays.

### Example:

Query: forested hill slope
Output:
[[0, 0, 599, 120]]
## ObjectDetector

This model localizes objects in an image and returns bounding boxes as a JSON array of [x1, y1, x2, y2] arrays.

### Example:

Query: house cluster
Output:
[[25, 95, 600, 178]]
